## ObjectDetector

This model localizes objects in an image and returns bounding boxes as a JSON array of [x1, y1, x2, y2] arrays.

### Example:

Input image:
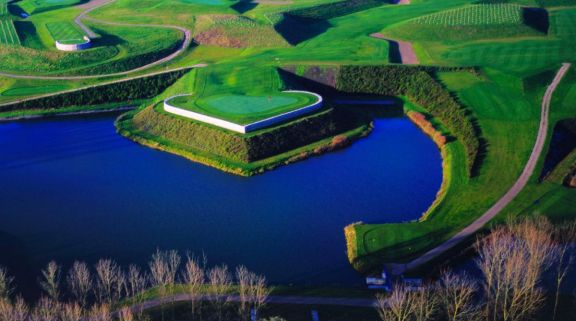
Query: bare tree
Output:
[[39, 261, 61, 302], [127, 264, 148, 318], [11, 297, 29, 321], [247, 272, 270, 320], [236, 266, 250, 319], [0, 298, 13, 321], [438, 272, 479, 321], [182, 256, 205, 320], [88, 304, 111, 321], [551, 221, 576, 321], [376, 284, 415, 321], [208, 265, 232, 321], [476, 218, 555, 321], [118, 307, 134, 321], [30, 297, 60, 321], [0, 267, 14, 300], [149, 250, 171, 321], [95, 259, 121, 305], [60, 302, 83, 321], [67, 261, 92, 307], [413, 284, 438, 321]]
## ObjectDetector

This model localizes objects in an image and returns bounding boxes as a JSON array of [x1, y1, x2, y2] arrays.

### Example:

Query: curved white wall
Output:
[[164, 90, 323, 134], [55, 37, 91, 51]]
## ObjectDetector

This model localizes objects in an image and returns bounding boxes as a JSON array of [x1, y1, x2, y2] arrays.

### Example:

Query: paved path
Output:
[[129, 293, 378, 313], [390, 63, 572, 275], [370, 33, 419, 65], [0, 0, 196, 80]]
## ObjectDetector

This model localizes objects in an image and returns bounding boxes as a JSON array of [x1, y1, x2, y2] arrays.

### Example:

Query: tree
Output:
[[0, 267, 14, 300], [476, 218, 556, 321], [60, 302, 83, 321], [236, 266, 250, 319], [95, 259, 122, 305], [149, 250, 171, 321], [247, 271, 270, 320], [127, 264, 148, 318], [438, 272, 479, 321], [376, 284, 415, 321], [208, 265, 232, 321], [118, 307, 134, 321], [67, 261, 92, 307], [30, 297, 59, 321], [39, 261, 61, 302], [182, 256, 205, 320], [88, 304, 111, 321], [551, 221, 576, 321]]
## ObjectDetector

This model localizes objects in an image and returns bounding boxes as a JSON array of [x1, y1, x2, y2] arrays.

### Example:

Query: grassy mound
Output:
[[167, 91, 319, 125], [194, 15, 289, 48]]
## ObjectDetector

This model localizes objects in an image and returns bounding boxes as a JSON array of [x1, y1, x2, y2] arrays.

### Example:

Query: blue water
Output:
[[0, 112, 441, 291]]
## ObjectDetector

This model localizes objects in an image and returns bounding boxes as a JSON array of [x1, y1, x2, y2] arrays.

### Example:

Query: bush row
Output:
[[336, 65, 480, 175], [0, 69, 190, 112], [130, 105, 339, 163]]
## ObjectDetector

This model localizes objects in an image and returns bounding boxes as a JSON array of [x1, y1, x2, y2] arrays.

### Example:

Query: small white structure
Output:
[[55, 36, 91, 51], [163, 90, 323, 134]]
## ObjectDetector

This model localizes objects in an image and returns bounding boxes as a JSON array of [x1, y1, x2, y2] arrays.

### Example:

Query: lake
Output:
[[0, 110, 441, 295]]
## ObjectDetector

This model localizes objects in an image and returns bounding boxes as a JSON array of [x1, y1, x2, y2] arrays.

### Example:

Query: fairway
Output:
[[46, 22, 86, 44], [0, 19, 20, 45], [167, 91, 320, 125]]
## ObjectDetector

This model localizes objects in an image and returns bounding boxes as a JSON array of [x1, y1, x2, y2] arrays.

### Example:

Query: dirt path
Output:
[[0, 0, 197, 80], [370, 33, 419, 65], [390, 63, 572, 275]]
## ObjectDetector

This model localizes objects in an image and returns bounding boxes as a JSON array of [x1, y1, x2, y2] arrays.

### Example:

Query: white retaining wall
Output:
[[55, 37, 91, 51], [163, 90, 323, 134]]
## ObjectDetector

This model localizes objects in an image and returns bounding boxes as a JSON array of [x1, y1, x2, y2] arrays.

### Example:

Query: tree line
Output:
[[0, 250, 270, 321], [0, 69, 190, 113], [376, 217, 576, 321], [337, 65, 481, 176]]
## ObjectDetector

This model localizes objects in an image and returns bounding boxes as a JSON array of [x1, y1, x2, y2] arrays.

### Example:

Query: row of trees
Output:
[[376, 217, 576, 321], [337, 65, 481, 176], [0, 250, 270, 321], [0, 69, 190, 113]]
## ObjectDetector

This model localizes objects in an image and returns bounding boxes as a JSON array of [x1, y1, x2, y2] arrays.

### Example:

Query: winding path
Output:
[[0, 0, 196, 80], [390, 63, 572, 275], [370, 33, 419, 65]]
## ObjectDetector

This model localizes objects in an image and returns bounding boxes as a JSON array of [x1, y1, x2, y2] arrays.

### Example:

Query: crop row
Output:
[[415, 4, 523, 26], [0, 19, 20, 45]]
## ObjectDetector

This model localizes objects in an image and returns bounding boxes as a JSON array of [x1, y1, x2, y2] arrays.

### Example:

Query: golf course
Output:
[[0, 0, 575, 319]]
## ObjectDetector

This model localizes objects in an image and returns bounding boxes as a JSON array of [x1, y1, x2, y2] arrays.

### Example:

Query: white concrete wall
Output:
[[55, 37, 91, 51], [163, 90, 323, 134]]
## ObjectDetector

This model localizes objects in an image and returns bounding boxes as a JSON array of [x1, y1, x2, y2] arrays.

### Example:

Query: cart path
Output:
[[129, 293, 378, 312], [370, 33, 419, 65], [389, 63, 572, 275], [0, 0, 196, 80]]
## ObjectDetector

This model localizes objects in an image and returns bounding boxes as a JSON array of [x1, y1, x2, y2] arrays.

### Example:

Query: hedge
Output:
[[0, 69, 190, 112], [336, 65, 480, 176]]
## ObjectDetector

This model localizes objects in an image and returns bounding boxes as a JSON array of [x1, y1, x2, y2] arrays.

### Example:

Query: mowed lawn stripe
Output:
[[0, 19, 20, 45], [46, 22, 86, 44]]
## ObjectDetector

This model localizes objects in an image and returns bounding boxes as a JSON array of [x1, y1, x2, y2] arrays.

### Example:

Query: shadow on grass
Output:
[[230, 0, 258, 13], [274, 15, 332, 46], [13, 21, 44, 49], [523, 7, 549, 34]]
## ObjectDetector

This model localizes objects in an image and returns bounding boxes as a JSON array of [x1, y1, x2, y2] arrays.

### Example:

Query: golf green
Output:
[[168, 92, 319, 125]]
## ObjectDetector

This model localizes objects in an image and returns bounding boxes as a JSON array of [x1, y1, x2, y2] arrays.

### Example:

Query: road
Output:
[[0, 0, 195, 80], [390, 63, 572, 275]]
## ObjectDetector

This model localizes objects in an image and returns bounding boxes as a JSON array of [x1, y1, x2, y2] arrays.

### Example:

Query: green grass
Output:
[[168, 91, 318, 124], [413, 4, 523, 26], [0, 0, 8, 16], [18, 0, 82, 14], [1, 84, 70, 96], [550, 8, 576, 41], [0, 19, 20, 45], [45, 21, 86, 44]]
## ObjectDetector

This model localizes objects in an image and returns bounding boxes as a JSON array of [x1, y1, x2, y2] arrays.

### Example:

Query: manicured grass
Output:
[[550, 8, 576, 41], [45, 21, 86, 44], [18, 0, 82, 14], [1, 84, 70, 96], [0, 0, 8, 16], [0, 19, 20, 45]]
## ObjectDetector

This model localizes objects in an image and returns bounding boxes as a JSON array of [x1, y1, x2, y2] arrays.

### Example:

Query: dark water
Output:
[[0, 112, 441, 294]]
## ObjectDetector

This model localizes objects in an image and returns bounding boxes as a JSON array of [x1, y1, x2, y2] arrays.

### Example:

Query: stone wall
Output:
[[55, 37, 91, 51]]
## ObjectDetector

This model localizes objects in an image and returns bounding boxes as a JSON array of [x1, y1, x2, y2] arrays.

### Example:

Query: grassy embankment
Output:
[[117, 66, 373, 176]]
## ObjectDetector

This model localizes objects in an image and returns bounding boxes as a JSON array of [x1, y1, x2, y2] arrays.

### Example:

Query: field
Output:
[[45, 21, 86, 44], [0, 19, 20, 45], [0, 0, 8, 16], [168, 91, 319, 124], [413, 4, 523, 26]]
